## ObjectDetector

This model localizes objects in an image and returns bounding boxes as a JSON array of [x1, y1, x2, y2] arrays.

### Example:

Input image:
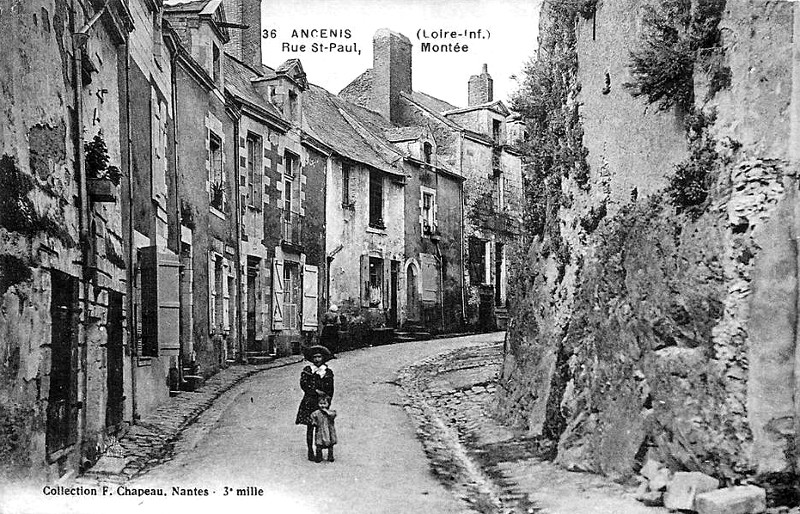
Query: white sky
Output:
[[259, 0, 540, 107]]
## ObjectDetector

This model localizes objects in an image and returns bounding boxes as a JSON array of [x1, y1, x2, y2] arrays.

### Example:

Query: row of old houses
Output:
[[0, 0, 522, 483]]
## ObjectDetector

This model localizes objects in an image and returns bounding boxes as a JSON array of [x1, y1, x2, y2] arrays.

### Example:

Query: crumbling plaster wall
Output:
[[1, 0, 128, 481]]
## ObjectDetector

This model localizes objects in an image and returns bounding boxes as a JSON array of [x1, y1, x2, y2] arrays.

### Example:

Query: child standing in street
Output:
[[309, 394, 337, 462], [295, 345, 334, 461]]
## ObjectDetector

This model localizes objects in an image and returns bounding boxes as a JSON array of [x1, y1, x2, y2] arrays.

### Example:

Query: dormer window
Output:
[[492, 119, 502, 145], [423, 142, 433, 165]]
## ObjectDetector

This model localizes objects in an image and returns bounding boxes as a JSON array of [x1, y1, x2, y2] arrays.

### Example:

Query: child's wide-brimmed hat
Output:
[[303, 345, 332, 361]]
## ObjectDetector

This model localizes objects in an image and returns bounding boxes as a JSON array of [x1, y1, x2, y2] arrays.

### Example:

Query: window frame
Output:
[[246, 132, 263, 209], [368, 169, 384, 229], [341, 162, 352, 207], [368, 256, 384, 307], [208, 131, 224, 211]]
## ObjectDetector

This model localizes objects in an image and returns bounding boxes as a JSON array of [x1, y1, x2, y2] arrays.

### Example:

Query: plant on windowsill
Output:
[[85, 133, 121, 203], [210, 181, 225, 211], [369, 218, 386, 230]]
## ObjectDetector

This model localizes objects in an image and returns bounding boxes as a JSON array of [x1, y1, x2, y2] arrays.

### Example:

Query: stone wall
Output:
[[496, 0, 800, 501], [0, 0, 128, 482]]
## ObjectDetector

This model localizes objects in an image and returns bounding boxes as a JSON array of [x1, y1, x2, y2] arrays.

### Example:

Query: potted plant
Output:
[[210, 181, 225, 210], [85, 133, 121, 203]]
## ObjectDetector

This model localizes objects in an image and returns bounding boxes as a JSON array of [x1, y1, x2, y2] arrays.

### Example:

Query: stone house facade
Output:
[[0, 0, 133, 482], [340, 31, 524, 332]]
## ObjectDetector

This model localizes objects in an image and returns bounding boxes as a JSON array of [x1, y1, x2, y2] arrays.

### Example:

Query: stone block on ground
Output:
[[649, 467, 673, 492], [636, 490, 664, 507], [640, 459, 664, 482], [89, 456, 130, 475], [695, 485, 767, 514], [664, 471, 719, 510]]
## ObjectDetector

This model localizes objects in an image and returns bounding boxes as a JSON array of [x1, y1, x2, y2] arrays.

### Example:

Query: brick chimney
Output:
[[468, 64, 493, 106], [222, 0, 263, 67], [371, 29, 412, 123]]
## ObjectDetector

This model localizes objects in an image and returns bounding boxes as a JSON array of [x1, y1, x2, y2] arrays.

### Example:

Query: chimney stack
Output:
[[468, 64, 493, 106], [371, 29, 412, 123], [223, 0, 263, 68]]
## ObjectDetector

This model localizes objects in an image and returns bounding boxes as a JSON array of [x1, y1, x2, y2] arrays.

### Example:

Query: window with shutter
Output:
[[272, 258, 284, 329], [302, 265, 319, 330]]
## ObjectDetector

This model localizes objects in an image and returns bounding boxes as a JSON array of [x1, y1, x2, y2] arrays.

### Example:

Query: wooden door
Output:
[[106, 291, 124, 429], [46, 271, 79, 456], [406, 265, 419, 322]]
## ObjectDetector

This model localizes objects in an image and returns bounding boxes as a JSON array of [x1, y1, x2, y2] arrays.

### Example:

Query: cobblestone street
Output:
[[10, 333, 791, 514]]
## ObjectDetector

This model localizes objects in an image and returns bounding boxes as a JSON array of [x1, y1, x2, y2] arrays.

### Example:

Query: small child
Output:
[[309, 394, 337, 462]]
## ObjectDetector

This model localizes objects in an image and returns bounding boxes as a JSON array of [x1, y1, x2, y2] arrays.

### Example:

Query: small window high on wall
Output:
[[369, 169, 384, 228], [342, 162, 351, 206], [212, 43, 221, 85], [423, 142, 433, 164]]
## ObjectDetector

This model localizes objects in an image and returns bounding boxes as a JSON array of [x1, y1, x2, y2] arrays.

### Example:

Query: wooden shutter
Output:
[[383, 258, 391, 309], [360, 255, 370, 307], [208, 253, 216, 330], [420, 253, 439, 303], [157, 250, 181, 355], [302, 265, 319, 330], [222, 259, 231, 331], [140, 246, 180, 356], [272, 258, 284, 329]]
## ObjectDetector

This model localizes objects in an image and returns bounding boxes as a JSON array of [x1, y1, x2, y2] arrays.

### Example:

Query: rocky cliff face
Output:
[[497, 0, 800, 501]]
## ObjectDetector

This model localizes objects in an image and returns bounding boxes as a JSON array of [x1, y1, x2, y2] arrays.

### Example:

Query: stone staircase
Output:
[[394, 323, 433, 343], [245, 351, 275, 365]]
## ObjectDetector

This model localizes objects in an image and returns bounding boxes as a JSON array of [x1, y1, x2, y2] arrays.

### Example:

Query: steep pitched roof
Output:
[[410, 91, 459, 113], [223, 53, 286, 126], [338, 68, 373, 109], [302, 84, 404, 177]]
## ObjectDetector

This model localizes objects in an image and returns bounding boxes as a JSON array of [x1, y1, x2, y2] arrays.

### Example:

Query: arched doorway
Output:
[[406, 263, 420, 323]]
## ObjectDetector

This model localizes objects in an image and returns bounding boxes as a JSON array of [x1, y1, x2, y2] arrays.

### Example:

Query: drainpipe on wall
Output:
[[458, 133, 467, 327], [170, 46, 184, 382], [72, 0, 113, 468]]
